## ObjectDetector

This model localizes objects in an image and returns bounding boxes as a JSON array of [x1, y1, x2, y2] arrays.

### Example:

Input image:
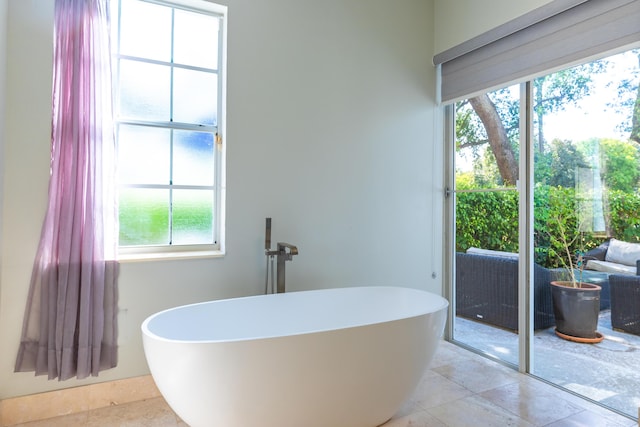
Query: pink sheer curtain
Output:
[[15, 0, 118, 381]]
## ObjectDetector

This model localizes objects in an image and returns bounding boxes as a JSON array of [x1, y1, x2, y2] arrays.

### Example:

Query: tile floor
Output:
[[8, 340, 638, 427]]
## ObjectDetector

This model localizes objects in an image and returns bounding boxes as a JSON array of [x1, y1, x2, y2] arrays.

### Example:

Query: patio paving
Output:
[[454, 310, 640, 420]]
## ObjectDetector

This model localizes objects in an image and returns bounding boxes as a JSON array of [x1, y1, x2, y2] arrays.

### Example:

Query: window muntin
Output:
[[111, 0, 225, 252]]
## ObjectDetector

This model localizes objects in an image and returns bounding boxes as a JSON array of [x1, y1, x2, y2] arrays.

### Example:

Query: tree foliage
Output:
[[608, 190, 640, 243], [610, 50, 640, 142], [532, 61, 608, 150], [455, 50, 640, 266], [458, 51, 640, 186], [544, 139, 587, 188], [599, 138, 640, 193]]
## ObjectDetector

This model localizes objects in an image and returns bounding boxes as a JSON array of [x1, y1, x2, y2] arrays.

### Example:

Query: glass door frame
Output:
[[443, 81, 536, 374], [517, 81, 534, 374]]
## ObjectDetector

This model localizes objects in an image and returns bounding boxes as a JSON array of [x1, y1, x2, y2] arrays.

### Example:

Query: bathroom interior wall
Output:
[[0, 0, 442, 399], [433, 0, 554, 55], [1, 0, 55, 399], [0, 0, 5, 314]]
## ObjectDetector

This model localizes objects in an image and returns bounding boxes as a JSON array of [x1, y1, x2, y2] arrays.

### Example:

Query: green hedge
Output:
[[608, 190, 640, 243], [456, 185, 640, 268], [455, 190, 519, 254]]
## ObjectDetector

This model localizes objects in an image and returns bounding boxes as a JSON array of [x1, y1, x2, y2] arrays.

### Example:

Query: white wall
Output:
[[0, 0, 5, 324], [0, 0, 442, 398], [1, 0, 54, 398], [434, 0, 553, 54]]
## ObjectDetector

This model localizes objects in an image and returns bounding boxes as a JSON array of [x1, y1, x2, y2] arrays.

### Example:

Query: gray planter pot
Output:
[[550, 281, 601, 339]]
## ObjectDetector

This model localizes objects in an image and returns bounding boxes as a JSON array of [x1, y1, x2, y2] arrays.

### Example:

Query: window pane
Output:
[[118, 125, 170, 185], [173, 68, 217, 125], [172, 190, 214, 245], [173, 130, 215, 186], [454, 84, 521, 366], [119, 60, 171, 121], [119, 188, 169, 246], [531, 49, 640, 419], [174, 9, 219, 69], [455, 86, 520, 189], [113, 0, 225, 250], [120, 0, 171, 62]]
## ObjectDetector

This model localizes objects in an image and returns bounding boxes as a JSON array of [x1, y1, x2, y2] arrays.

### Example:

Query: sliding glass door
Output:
[[530, 49, 640, 419], [452, 83, 521, 366], [450, 46, 640, 418]]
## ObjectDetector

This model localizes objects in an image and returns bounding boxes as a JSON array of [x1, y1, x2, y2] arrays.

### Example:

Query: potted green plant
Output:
[[549, 209, 602, 343]]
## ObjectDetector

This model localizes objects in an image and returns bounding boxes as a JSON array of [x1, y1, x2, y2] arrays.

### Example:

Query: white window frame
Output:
[[112, 0, 227, 260]]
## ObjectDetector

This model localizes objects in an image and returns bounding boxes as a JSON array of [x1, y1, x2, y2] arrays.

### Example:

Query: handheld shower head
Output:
[[265, 217, 272, 251]]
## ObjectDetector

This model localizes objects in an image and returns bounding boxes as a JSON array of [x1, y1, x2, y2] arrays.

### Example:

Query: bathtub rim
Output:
[[141, 285, 449, 345]]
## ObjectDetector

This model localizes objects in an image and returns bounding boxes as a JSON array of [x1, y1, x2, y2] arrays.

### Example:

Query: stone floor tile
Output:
[[480, 381, 584, 425], [432, 357, 520, 394], [11, 412, 88, 427], [426, 394, 535, 426], [85, 398, 178, 427], [429, 341, 475, 369], [407, 370, 474, 410], [544, 409, 634, 427], [382, 409, 447, 427]]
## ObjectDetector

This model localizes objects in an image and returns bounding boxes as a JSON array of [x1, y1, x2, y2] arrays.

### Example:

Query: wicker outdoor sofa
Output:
[[609, 274, 640, 335], [456, 239, 640, 335], [585, 238, 640, 335], [456, 251, 555, 331]]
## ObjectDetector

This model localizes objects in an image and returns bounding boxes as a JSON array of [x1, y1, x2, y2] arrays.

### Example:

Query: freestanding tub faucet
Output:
[[264, 218, 298, 293], [276, 242, 298, 293]]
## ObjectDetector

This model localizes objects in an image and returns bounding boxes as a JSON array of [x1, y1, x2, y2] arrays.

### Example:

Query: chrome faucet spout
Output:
[[277, 242, 298, 257]]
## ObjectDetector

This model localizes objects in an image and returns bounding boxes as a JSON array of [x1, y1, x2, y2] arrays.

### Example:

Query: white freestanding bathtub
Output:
[[141, 286, 448, 427]]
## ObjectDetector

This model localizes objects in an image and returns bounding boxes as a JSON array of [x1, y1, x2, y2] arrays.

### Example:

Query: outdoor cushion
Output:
[[586, 259, 636, 275], [605, 238, 640, 267], [466, 247, 519, 259]]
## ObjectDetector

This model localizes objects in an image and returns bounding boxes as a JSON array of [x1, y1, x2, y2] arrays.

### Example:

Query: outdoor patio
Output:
[[454, 310, 640, 420]]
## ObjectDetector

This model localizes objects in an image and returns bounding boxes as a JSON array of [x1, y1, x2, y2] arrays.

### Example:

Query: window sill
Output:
[[118, 249, 225, 263]]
